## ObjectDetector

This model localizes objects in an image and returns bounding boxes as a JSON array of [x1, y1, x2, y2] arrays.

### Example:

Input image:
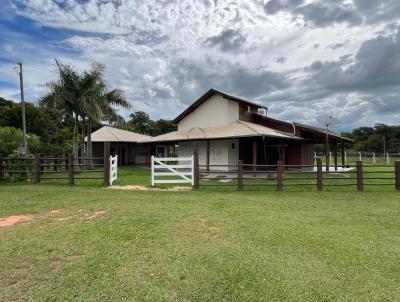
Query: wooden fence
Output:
[[0, 154, 106, 185], [193, 155, 400, 191], [0, 142, 116, 186]]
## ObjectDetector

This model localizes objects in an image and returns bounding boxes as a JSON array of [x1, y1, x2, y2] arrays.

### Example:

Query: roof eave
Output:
[[142, 133, 303, 143]]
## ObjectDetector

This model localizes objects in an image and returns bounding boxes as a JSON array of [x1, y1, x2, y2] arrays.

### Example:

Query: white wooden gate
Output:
[[151, 156, 194, 186], [109, 155, 118, 185]]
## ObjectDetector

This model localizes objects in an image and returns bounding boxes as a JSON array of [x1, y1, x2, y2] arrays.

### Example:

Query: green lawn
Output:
[[1, 185, 400, 301]]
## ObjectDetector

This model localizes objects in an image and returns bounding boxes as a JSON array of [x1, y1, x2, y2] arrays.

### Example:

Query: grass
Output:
[[1, 184, 400, 301]]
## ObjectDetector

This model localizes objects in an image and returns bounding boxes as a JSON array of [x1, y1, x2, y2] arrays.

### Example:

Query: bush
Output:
[[0, 127, 42, 156]]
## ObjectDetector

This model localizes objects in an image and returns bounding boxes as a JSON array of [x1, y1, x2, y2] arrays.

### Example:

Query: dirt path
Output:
[[0, 215, 33, 227], [107, 185, 191, 191]]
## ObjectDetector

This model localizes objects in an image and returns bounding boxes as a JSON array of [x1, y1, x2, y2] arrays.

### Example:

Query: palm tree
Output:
[[78, 64, 130, 160], [40, 60, 84, 158], [40, 60, 131, 162]]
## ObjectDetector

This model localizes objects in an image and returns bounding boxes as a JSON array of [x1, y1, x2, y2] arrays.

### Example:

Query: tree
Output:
[[126, 111, 151, 134], [40, 60, 130, 160], [0, 127, 41, 156], [77, 63, 130, 160], [347, 124, 400, 153], [40, 60, 85, 157], [148, 119, 177, 136], [125, 111, 177, 136]]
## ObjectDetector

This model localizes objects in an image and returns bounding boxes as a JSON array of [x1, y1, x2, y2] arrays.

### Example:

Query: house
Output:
[[145, 88, 352, 170], [89, 89, 351, 170], [87, 126, 151, 166]]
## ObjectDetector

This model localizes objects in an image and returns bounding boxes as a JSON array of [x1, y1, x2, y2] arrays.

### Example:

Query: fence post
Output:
[[356, 161, 363, 192], [65, 153, 69, 171], [0, 153, 4, 181], [68, 153, 74, 185], [103, 142, 110, 186], [238, 160, 243, 190], [34, 153, 41, 183], [39, 153, 44, 175], [151, 155, 154, 186], [193, 150, 199, 189], [395, 161, 400, 191], [317, 158, 322, 191], [277, 160, 283, 191]]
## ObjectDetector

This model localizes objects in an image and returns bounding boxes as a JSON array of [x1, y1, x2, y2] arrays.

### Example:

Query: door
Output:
[[156, 145, 167, 157]]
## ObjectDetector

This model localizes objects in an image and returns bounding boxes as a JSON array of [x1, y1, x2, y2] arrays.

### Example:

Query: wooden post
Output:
[[395, 161, 400, 191], [356, 161, 363, 192], [334, 141, 338, 171], [65, 153, 69, 171], [317, 158, 322, 191], [238, 160, 243, 190], [341, 141, 345, 168], [206, 140, 210, 172], [0, 154, 4, 181], [39, 153, 44, 175], [193, 149, 199, 189], [104, 142, 110, 186], [252, 140, 257, 176], [68, 153, 74, 185], [277, 160, 283, 191], [34, 153, 41, 183]]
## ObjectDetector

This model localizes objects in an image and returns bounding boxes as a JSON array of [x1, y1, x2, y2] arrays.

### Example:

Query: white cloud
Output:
[[2, 0, 399, 130]]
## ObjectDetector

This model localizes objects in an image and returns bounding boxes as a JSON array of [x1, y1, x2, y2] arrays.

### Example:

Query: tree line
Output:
[[0, 60, 176, 157], [342, 123, 400, 153]]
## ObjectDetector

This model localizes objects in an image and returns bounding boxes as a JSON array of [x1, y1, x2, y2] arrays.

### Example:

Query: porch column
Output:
[[118, 144, 122, 166], [334, 141, 338, 171], [252, 140, 257, 175], [146, 144, 150, 167], [280, 145, 286, 165], [341, 141, 345, 167], [206, 140, 210, 172]]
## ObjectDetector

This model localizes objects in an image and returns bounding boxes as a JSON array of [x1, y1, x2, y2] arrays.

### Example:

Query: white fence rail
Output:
[[151, 156, 194, 186], [314, 151, 400, 165], [109, 155, 118, 185]]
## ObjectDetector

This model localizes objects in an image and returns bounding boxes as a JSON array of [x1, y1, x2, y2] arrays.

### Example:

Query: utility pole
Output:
[[17, 62, 28, 157]]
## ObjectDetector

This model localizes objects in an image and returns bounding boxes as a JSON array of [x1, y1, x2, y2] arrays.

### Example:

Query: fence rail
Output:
[[193, 154, 400, 191], [315, 151, 400, 166], [0, 153, 108, 185]]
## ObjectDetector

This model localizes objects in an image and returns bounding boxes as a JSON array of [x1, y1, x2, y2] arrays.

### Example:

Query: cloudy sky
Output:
[[0, 0, 399, 130]]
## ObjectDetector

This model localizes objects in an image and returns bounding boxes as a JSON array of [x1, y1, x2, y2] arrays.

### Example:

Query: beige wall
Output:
[[178, 139, 238, 171], [178, 94, 239, 131]]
